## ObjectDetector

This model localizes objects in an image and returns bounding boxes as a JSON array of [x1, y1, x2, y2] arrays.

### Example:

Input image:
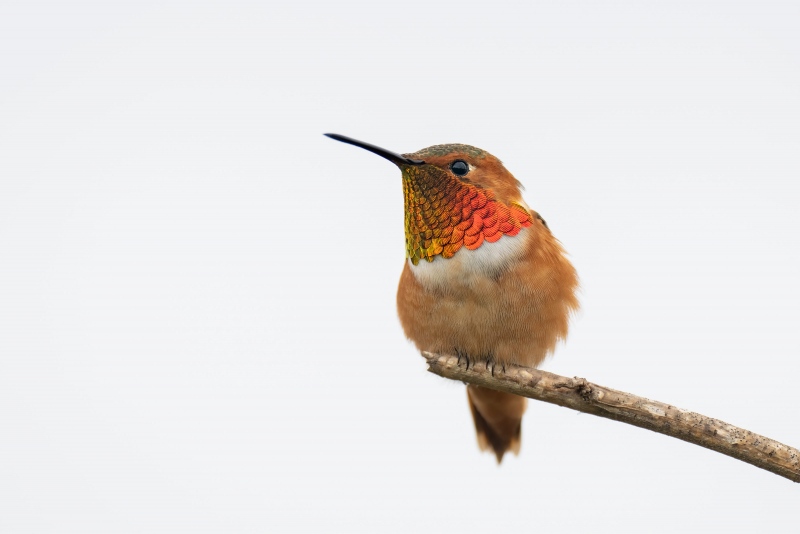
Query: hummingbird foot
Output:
[[453, 350, 506, 376], [485, 355, 507, 377]]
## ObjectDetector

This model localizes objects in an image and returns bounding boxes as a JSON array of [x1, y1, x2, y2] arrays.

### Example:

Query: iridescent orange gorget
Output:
[[400, 144, 532, 265]]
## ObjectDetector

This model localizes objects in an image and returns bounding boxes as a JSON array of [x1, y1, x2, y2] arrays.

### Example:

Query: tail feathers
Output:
[[467, 385, 527, 463]]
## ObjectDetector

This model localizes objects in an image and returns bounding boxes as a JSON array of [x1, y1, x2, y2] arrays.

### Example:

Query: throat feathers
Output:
[[326, 133, 579, 463]]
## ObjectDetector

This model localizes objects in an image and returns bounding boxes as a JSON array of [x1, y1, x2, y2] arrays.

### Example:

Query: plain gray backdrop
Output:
[[2, 1, 799, 532]]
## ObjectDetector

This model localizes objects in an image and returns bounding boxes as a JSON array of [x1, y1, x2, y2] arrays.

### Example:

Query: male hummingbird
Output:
[[325, 133, 579, 462]]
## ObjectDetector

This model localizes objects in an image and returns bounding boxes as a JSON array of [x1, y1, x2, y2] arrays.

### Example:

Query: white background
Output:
[[2, 1, 799, 532]]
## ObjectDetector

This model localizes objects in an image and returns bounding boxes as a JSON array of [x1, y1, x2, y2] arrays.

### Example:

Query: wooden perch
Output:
[[422, 351, 800, 482]]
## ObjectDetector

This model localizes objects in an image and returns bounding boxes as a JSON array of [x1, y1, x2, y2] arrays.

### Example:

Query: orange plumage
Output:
[[326, 134, 579, 462]]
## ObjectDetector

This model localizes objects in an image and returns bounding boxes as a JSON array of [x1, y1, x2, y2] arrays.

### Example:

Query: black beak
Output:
[[324, 133, 424, 166]]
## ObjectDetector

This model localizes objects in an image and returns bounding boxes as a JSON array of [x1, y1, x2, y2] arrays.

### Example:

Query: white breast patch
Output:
[[408, 228, 529, 290]]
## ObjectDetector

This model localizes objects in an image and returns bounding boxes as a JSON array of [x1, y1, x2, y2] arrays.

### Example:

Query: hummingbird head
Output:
[[402, 143, 525, 206], [325, 134, 534, 265]]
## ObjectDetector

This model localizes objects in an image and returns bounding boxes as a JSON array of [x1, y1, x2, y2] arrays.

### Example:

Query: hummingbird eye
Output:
[[450, 160, 470, 177]]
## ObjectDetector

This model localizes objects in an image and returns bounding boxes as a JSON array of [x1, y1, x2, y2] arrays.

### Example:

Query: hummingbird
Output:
[[325, 133, 579, 462]]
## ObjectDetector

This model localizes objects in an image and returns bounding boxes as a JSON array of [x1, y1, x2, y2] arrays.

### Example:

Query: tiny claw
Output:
[[485, 355, 496, 377], [455, 349, 468, 370]]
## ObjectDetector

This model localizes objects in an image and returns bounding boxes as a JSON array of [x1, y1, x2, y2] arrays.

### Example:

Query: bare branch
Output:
[[422, 351, 800, 482]]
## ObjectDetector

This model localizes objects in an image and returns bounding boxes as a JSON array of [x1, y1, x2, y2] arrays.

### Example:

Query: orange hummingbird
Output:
[[326, 133, 579, 462]]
